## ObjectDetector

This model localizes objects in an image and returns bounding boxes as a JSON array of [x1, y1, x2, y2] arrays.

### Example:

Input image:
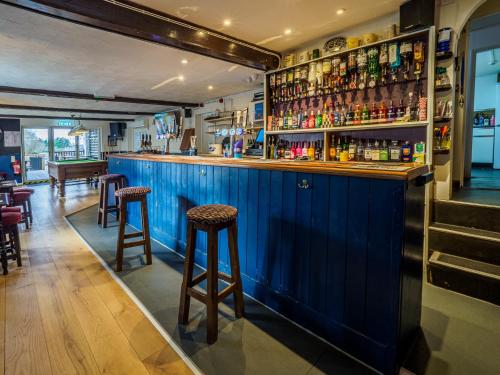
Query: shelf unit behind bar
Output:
[[263, 27, 436, 166]]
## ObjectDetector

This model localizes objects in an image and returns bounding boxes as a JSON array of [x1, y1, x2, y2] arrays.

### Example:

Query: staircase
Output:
[[428, 200, 500, 305]]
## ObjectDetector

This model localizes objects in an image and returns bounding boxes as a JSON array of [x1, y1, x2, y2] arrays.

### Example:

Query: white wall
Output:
[[474, 74, 497, 110]]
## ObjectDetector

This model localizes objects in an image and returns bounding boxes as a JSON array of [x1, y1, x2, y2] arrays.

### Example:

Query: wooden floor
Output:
[[0, 183, 193, 375]]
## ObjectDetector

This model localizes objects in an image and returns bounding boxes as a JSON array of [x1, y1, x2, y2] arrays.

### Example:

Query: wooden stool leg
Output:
[[141, 197, 152, 265], [102, 181, 109, 228], [27, 199, 33, 226], [228, 221, 244, 318], [206, 227, 219, 344], [114, 182, 120, 221], [22, 201, 29, 230], [12, 225, 22, 267], [98, 181, 104, 224], [178, 222, 196, 324], [116, 199, 126, 272]]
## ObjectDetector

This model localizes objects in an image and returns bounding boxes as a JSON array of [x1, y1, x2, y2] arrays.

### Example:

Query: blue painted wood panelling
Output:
[[109, 156, 414, 374]]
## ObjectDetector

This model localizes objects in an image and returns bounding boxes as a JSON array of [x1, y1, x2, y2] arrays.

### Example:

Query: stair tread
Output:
[[429, 251, 500, 278], [430, 222, 500, 242]]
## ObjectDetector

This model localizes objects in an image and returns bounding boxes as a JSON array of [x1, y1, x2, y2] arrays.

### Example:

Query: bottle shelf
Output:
[[435, 84, 452, 92], [266, 121, 428, 135], [433, 148, 450, 155], [436, 51, 453, 61]]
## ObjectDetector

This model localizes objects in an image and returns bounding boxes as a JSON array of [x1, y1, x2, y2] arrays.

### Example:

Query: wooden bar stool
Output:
[[0, 208, 23, 275], [114, 186, 152, 272], [98, 174, 125, 228], [178, 204, 244, 344]]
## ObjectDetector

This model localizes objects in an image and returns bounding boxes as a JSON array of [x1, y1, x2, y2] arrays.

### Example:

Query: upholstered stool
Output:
[[114, 186, 152, 272], [11, 191, 32, 229], [98, 174, 126, 228], [178, 204, 244, 344], [0, 211, 22, 274], [13, 187, 34, 226]]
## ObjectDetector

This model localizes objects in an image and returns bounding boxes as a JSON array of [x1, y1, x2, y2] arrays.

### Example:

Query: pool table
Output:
[[48, 159, 108, 197]]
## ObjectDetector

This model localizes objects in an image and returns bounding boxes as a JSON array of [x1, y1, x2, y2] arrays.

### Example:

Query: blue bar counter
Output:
[[109, 154, 431, 374]]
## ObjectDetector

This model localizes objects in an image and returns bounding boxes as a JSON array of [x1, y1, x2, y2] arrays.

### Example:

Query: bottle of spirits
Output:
[[357, 139, 365, 161], [380, 140, 389, 161], [340, 104, 347, 126], [308, 110, 316, 128], [346, 105, 354, 126], [361, 103, 370, 124], [327, 105, 334, 128], [389, 140, 401, 161], [354, 104, 361, 125], [335, 137, 342, 161], [278, 110, 284, 129], [290, 142, 296, 159], [329, 135, 336, 160], [315, 109, 323, 128], [397, 99, 405, 122], [274, 138, 279, 159], [301, 109, 308, 129], [401, 141, 412, 162], [333, 102, 340, 126], [308, 141, 315, 160], [370, 103, 378, 124], [348, 138, 357, 161], [292, 110, 299, 129], [387, 100, 396, 122], [371, 140, 380, 161], [378, 102, 388, 123], [364, 140, 373, 161], [287, 110, 293, 128], [315, 141, 322, 160], [302, 142, 308, 158], [284, 142, 291, 159]]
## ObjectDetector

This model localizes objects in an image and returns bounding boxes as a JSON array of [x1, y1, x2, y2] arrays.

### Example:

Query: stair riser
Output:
[[428, 263, 500, 305], [429, 230, 500, 265], [434, 201, 500, 232]]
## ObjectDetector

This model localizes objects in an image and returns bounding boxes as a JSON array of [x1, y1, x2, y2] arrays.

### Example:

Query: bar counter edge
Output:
[[108, 154, 431, 375]]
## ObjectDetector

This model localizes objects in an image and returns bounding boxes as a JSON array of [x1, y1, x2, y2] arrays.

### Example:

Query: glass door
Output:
[[52, 127, 77, 161], [22, 128, 50, 182]]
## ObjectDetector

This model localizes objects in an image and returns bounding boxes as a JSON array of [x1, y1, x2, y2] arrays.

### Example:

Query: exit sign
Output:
[[58, 120, 73, 126]]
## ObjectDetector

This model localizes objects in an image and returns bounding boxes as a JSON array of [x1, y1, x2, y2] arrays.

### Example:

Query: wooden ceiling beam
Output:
[[0, 103, 158, 116], [0, 114, 135, 121], [0, 85, 198, 107], [0, 0, 281, 70]]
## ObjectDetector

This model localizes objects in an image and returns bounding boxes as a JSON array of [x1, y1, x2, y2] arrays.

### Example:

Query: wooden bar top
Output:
[[109, 153, 429, 181]]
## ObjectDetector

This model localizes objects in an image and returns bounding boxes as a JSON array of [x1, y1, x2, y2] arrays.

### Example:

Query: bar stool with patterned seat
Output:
[[178, 204, 244, 344], [0, 209, 22, 274], [98, 173, 126, 228], [114, 186, 152, 272]]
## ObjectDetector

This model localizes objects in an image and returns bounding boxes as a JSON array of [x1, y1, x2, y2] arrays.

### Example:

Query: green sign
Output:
[[58, 120, 73, 126]]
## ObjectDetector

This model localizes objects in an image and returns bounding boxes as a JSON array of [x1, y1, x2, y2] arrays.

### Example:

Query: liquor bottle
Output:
[[295, 142, 301, 158], [346, 105, 354, 126], [268, 136, 274, 159], [278, 110, 284, 129], [364, 140, 373, 161], [270, 73, 277, 104], [361, 103, 370, 124], [331, 57, 341, 93], [315, 109, 323, 128], [370, 103, 378, 124], [354, 104, 361, 125], [396, 99, 405, 121], [371, 140, 380, 161], [333, 102, 340, 126], [357, 48, 368, 89], [378, 102, 388, 123], [300, 66, 309, 99], [286, 69, 294, 101], [284, 142, 291, 159], [280, 70, 287, 102], [288, 110, 293, 128], [329, 135, 336, 160], [292, 109, 298, 129], [283, 110, 288, 129], [413, 41, 425, 82], [308, 141, 315, 160], [308, 62, 316, 97], [380, 140, 389, 161], [389, 140, 401, 161], [315, 141, 322, 160], [275, 73, 281, 103], [348, 138, 357, 161], [339, 57, 348, 91], [335, 137, 342, 161], [357, 139, 365, 161], [327, 105, 334, 127], [322, 59, 332, 94], [294, 67, 301, 100], [400, 41, 413, 80], [302, 142, 308, 158], [308, 110, 316, 128], [367, 47, 380, 88], [274, 138, 279, 159], [388, 42, 401, 82], [379, 43, 389, 85], [315, 60, 323, 96], [290, 142, 296, 159], [413, 141, 426, 164], [347, 51, 357, 89], [387, 100, 396, 122], [301, 109, 308, 129], [322, 103, 330, 127], [401, 141, 412, 162]]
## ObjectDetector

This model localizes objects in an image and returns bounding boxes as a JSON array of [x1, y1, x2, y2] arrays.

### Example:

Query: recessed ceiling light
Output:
[[178, 75, 185, 81], [336, 8, 346, 15], [208, 85, 214, 90], [223, 19, 232, 26], [181, 59, 188, 64], [284, 28, 292, 35]]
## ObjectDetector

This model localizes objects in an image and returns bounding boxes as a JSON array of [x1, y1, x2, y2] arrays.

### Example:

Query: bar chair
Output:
[[97, 173, 126, 228]]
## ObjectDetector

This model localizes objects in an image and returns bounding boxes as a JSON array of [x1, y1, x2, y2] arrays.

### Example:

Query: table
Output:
[[48, 159, 108, 197]]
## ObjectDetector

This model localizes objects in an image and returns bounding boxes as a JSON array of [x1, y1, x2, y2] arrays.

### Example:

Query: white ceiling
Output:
[[476, 48, 500, 77], [132, 0, 402, 51]]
